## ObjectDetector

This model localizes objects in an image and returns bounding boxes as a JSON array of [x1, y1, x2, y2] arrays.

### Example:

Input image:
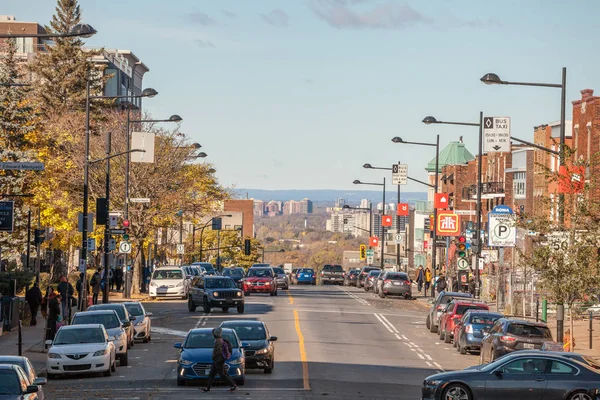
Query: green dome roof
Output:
[[426, 140, 475, 173]]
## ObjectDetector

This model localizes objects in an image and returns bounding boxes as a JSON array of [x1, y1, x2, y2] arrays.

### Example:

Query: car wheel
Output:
[[568, 392, 594, 400], [177, 378, 185, 386], [111, 359, 117, 372], [47, 373, 56, 380], [284, 285, 289, 290], [264, 361, 273, 374], [430, 321, 438, 334], [103, 364, 112, 377], [460, 345, 467, 355], [444, 332, 452, 344], [237, 303, 245, 314], [147, 334, 151, 342], [222, 307, 229, 313], [130, 338, 134, 348], [439, 329, 445, 341], [188, 297, 196, 312], [312, 281, 316, 285], [120, 352, 128, 366], [442, 384, 472, 400], [203, 298, 211, 314], [379, 290, 385, 298], [426, 315, 431, 330]]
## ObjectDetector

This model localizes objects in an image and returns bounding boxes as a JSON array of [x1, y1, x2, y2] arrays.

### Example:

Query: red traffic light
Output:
[[123, 219, 130, 228], [458, 236, 466, 243]]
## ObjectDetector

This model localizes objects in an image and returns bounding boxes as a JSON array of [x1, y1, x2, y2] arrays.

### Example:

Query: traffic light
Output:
[[34, 229, 45, 245], [244, 239, 251, 256], [457, 235, 467, 258], [360, 245, 366, 260], [123, 219, 130, 241]]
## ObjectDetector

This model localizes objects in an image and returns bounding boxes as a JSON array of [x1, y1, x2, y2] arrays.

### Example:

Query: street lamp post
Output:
[[392, 135, 440, 297], [342, 204, 373, 237], [0, 24, 97, 39], [481, 68, 567, 225], [193, 215, 232, 262], [353, 178, 386, 269]]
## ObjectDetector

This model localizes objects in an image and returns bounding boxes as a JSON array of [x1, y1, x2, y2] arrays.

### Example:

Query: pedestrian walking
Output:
[[415, 265, 424, 294], [46, 293, 61, 341], [424, 267, 432, 293], [563, 329, 576, 352], [91, 269, 101, 305], [57, 276, 74, 322], [202, 328, 237, 392], [109, 268, 116, 291], [25, 282, 42, 326], [76, 272, 90, 310], [115, 268, 123, 292], [436, 274, 447, 294]]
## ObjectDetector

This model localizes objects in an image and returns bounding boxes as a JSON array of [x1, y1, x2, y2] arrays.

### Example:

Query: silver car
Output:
[[272, 267, 289, 290], [124, 302, 153, 343], [71, 310, 130, 366]]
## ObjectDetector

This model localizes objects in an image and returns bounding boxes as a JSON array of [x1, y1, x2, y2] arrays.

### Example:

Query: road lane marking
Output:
[[379, 314, 399, 333], [151, 327, 187, 337], [374, 314, 394, 333], [424, 353, 432, 360], [402, 334, 408, 340], [426, 361, 433, 367], [287, 290, 294, 305], [416, 353, 425, 360], [293, 309, 310, 391], [433, 362, 444, 371]]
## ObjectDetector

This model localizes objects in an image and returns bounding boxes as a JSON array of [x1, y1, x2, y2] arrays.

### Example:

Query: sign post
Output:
[[0, 201, 14, 232], [487, 205, 516, 247], [483, 117, 511, 153], [392, 164, 408, 185]]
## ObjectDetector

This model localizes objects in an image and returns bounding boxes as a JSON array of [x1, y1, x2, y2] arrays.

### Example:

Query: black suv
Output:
[[357, 266, 381, 288], [321, 264, 345, 285], [480, 318, 553, 363], [188, 276, 244, 314], [426, 290, 473, 333], [222, 267, 245, 288]]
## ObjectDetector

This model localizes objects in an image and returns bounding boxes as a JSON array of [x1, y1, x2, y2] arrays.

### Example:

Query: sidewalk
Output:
[[0, 316, 48, 375]]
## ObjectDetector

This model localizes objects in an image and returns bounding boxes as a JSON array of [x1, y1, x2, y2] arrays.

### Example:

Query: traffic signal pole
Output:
[[102, 132, 111, 304]]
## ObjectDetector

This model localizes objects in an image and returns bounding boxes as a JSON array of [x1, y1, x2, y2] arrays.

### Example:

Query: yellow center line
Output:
[[293, 309, 310, 391], [287, 290, 294, 304]]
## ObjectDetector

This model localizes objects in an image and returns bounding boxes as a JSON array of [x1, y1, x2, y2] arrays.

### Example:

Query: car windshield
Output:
[[324, 265, 343, 271], [456, 305, 487, 314], [273, 268, 285, 275], [368, 271, 380, 277], [363, 268, 379, 274], [299, 269, 314, 274], [386, 273, 406, 280], [205, 278, 236, 289], [124, 303, 144, 316], [184, 331, 239, 348], [470, 315, 500, 325], [89, 305, 126, 321], [54, 328, 105, 345], [223, 269, 244, 277], [248, 269, 273, 278], [73, 313, 120, 329], [0, 370, 20, 395], [508, 324, 552, 338], [222, 324, 267, 340], [152, 269, 183, 280]]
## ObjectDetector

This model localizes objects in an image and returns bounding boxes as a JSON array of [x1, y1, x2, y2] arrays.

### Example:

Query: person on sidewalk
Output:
[[57, 276, 74, 323], [115, 268, 123, 292], [25, 282, 42, 326], [415, 265, 424, 294], [564, 329, 576, 352], [424, 267, 432, 293], [91, 269, 101, 305], [46, 293, 61, 341], [76, 272, 90, 310], [435, 274, 447, 294], [202, 328, 237, 393]]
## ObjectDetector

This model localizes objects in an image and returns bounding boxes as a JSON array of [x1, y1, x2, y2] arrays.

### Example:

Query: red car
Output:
[[243, 267, 278, 296], [438, 299, 488, 344]]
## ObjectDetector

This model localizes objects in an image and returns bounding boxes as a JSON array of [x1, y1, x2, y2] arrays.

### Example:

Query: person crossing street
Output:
[[202, 328, 237, 393]]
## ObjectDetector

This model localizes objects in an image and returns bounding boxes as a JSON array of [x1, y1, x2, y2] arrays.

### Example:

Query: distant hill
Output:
[[233, 189, 428, 204]]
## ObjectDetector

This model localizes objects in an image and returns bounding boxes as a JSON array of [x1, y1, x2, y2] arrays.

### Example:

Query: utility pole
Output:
[[102, 132, 112, 304]]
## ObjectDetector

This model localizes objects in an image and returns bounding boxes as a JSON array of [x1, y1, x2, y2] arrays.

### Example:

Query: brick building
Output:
[[572, 89, 600, 202], [505, 147, 535, 216], [223, 200, 254, 238]]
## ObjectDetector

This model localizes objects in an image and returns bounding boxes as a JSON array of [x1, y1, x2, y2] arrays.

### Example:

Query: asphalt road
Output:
[[42, 285, 477, 399]]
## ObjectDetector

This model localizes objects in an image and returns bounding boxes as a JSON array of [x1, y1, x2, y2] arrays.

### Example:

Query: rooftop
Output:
[[426, 139, 475, 173]]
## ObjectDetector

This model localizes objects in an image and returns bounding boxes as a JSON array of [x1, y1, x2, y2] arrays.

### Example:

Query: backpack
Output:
[[221, 339, 232, 360], [438, 278, 447, 290]]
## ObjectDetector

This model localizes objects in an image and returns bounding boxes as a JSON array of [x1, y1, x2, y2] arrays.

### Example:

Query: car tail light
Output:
[[342, 273, 345, 278], [437, 305, 444, 311], [312, 274, 316, 278], [404, 280, 411, 286], [501, 335, 516, 342], [384, 279, 391, 284], [297, 274, 300, 278], [321, 271, 324, 277], [465, 325, 473, 333]]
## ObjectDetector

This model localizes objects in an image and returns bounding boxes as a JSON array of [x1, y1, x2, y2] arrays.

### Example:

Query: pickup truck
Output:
[[320, 264, 345, 285]]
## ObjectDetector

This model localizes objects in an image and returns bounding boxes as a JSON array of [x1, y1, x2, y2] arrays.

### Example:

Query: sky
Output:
[[4, 0, 600, 194]]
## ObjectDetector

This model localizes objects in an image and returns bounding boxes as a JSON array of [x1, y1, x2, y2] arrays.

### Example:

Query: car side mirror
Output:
[[129, 316, 136, 321], [33, 377, 47, 386], [269, 336, 278, 342], [241, 342, 251, 349], [174, 343, 182, 349], [24, 385, 39, 394], [108, 336, 116, 342], [123, 321, 131, 327], [146, 312, 153, 317], [45, 339, 53, 345], [494, 370, 503, 377]]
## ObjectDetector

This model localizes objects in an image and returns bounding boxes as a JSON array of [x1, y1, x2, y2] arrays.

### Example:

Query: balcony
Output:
[[461, 181, 505, 201]]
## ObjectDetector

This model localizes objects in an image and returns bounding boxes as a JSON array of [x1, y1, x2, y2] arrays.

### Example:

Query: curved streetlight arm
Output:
[[0, 24, 97, 39], [430, 120, 479, 127], [366, 165, 392, 171], [395, 139, 438, 147], [408, 177, 434, 188], [130, 119, 173, 123], [354, 181, 384, 187], [511, 137, 560, 155], [88, 149, 145, 165], [0, 83, 31, 87]]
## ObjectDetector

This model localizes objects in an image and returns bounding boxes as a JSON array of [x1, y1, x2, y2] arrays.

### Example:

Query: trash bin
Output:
[[1, 295, 19, 332]]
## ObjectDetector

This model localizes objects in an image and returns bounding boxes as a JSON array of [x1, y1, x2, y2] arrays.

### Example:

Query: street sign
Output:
[[0, 162, 45, 171], [481, 249, 499, 262], [87, 238, 96, 251], [483, 116, 511, 153], [177, 244, 185, 255], [109, 215, 118, 228], [392, 164, 408, 185], [79, 259, 86, 273], [394, 234, 403, 244], [369, 237, 379, 247], [436, 212, 461, 236], [434, 193, 449, 209], [77, 213, 94, 233], [366, 249, 374, 257], [488, 205, 516, 247], [129, 198, 151, 203], [110, 229, 126, 235], [382, 215, 393, 227], [366, 256, 374, 264], [454, 209, 476, 216], [131, 131, 155, 163], [359, 244, 366, 260], [397, 203, 409, 216], [478, 258, 484, 270], [457, 257, 469, 270], [109, 239, 116, 251], [543, 232, 569, 251], [119, 241, 132, 254], [0, 201, 14, 232]]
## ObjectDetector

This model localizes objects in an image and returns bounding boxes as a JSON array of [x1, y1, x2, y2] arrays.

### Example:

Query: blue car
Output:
[[293, 268, 316, 285], [175, 328, 247, 386], [455, 311, 503, 355]]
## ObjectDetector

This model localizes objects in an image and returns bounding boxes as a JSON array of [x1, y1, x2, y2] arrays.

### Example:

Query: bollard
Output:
[[590, 310, 594, 350], [542, 299, 548, 322]]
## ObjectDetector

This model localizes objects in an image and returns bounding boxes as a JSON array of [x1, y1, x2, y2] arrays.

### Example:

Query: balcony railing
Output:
[[461, 181, 505, 200]]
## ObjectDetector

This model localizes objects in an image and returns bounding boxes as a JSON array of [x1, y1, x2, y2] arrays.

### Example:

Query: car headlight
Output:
[[265, 282, 271, 285], [236, 291, 242, 297], [115, 333, 123, 339], [93, 349, 108, 357], [48, 353, 61, 359], [176, 282, 183, 287], [213, 292, 219, 297], [135, 319, 145, 326], [229, 357, 244, 365], [426, 379, 444, 386], [255, 347, 269, 355], [179, 358, 194, 366], [150, 281, 157, 287]]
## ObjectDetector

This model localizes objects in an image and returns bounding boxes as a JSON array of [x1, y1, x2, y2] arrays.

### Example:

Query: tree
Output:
[[28, 0, 103, 115]]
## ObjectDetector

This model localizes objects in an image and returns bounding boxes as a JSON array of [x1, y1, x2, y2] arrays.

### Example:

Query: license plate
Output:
[[204, 368, 211, 375], [393, 282, 400, 285], [226, 299, 233, 303], [303, 275, 309, 277], [523, 343, 535, 349]]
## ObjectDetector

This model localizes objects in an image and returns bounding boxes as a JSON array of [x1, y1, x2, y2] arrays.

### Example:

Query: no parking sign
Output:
[[487, 205, 516, 247]]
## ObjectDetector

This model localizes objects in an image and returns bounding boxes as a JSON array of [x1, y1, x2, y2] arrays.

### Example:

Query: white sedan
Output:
[[124, 301, 153, 342], [46, 324, 116, 379]]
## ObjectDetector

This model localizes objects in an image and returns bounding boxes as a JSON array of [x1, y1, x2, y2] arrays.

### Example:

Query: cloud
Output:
[[195, 39, 215, 48], [272, 159, 283, 168], [450, 17, 502, 28], [260, 9, 290, 26], [302, 78, 314, 84], [221, 10, 237, 18], [256, 174, 269, 179], [187, 12, 216, 26], [310, 0, 430, 30]]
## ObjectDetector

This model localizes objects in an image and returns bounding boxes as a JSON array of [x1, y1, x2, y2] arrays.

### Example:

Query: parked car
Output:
[[148, 266, 189, 300], [243, 267, 278, 296], [376, 271, 412, 299], [174, 328, 247, 386], [191, 262, 217, 276], [123, 302, 153, 343], [272, 267, 290, 290], [422, 352, 600, 400], [320, 264, 345, 285], [343, 269, 360, 287], [45, 324, 116, 379], [289, 268, 299, 283], [220, 320, 277, 373], [470, 349, 600, 371], [71, 310, 130, 366], [189, 276, 244, 313], [454, 311, 503, 355], [480, 318, 553, 363], [425, 291, 473, 333], [251, 263, 271, 268], [87, 303, 136, 349], [222, 267, 245, 288], [0, 364, 43, 399], [357, 266, 381, 288], [293, 268, 316, 285], [363, 270, 382, 291], [438, 300, 489, 344], [182, 265, 199, 280], [0, 356, 47, 399]]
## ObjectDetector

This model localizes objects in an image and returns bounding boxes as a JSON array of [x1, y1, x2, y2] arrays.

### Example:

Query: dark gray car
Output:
[[0, 364, 41, 399], [480, 318, 553, 363], [0, 357, 46, 400], [272, 267, 289, 290], [364, 270, 381, 292], [377, 272, 411, 298]]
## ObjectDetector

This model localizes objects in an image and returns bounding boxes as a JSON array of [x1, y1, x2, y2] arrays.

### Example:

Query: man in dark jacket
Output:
[[202, 328, 237, 392], [46, 293, 61, 341], [25, 283, 42, 326], [91, 269, 101, 305], [76, 273, 89, 310], [57, 276, 74, 322]]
